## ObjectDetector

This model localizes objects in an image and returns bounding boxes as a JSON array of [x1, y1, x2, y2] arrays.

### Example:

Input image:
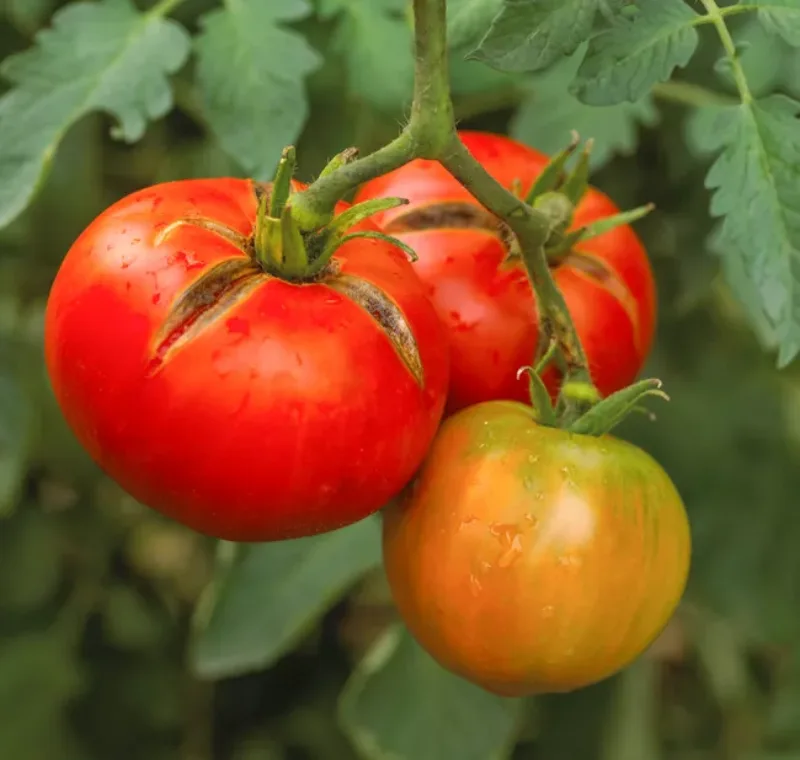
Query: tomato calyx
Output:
[[146, 172, 429, 387], [248, 146, 418, 283]]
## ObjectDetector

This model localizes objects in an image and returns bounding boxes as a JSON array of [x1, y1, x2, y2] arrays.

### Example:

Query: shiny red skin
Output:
[[355, 131, 657, 413], [44, 178, 449, 542]]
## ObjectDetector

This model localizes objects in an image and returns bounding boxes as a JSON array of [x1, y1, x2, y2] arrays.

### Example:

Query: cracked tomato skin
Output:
[[383, 401, 691, 697], [355, 131, 657, 413], [44, 178, 449, 542]]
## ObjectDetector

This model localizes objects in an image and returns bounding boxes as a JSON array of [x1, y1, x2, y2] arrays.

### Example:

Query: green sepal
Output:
[[337, 230, 419, 262], [561, 139, 593, 206], [568, 379, 669, 437], [574, 203, 655, 241], [326, 197, 410, 238], [517, 366, 557, 427], [319, 147, 360, 179], [270, 146, 297, 218], [535, 338, 559, 376], [280, 204, 309, 278], [545, 228, 585, 262], [524, 131, 580, 205]]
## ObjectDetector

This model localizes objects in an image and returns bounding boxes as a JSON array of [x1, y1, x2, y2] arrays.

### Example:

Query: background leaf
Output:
[[191, 516, 382, 679], [572, 0, 700, 105], [752, 0, 800, 47], [339, 625, 523, 760], [511, 49, 658, 170], [447, 0, 504, 51], [0, 0, 190, 229], [320, 0, 413, 112], [696, 95, 800, 367], [195, 0, 321, 180], [470, 0, 625, 73]]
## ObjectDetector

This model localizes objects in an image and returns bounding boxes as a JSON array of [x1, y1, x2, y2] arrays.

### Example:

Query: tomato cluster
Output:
[[356, 131, 657, 413], [45, 132, 690, 697]]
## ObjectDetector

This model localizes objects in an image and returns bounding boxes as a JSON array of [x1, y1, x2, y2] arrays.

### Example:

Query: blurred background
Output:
[[2, 1, 800, 758]]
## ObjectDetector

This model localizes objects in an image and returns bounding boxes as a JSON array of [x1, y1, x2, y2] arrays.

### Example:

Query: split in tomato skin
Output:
[[355, 131, 658, 413], [44, 178, 449, 542], [382, 401, 691, 697]]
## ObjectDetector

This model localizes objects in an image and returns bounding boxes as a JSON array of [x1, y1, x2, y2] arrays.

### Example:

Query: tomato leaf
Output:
[[468, 0, 630, 73], [446, 0, 504, 50], [0, 0, 190, 231], [191, 516, 382, 680], [751, 0, 800, 47], [697, 95, 800, 367], [510, 50, 658, 170], [195, 0, 321, 181], [339, 625, 523, 760], [318, 0, 413, 113], [572, 0, 700, 105]]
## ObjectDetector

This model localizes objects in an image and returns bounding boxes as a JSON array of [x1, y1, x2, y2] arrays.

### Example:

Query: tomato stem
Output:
[[289, 0, 600, 417]]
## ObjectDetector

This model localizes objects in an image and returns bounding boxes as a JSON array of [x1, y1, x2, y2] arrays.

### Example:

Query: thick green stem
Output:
[[290, 132, 416, 232], [407, 0, 455, 156], [289, 0, 595, 397], [699, 0, 753, 105]]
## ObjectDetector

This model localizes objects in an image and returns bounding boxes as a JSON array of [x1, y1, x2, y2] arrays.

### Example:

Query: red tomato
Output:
[[355, 131, 657, 413], [383, 401, 690, 697], [45, 178, 449, 541]]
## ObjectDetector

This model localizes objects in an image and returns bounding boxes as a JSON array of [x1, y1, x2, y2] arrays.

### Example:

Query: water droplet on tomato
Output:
[[498, 534, 523, 568], [469, 573, 482, 596], [528, 454, 539, 464], [541, 605, 555, 618], [459, 515, 480, 531]]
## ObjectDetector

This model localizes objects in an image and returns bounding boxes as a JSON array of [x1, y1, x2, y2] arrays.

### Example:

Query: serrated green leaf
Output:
[[191, 516, 382, 679], [573, 0, 700, 105], [752, 0, 800, 46], [195, 0, 321, 181], [447, 0, 504, 50], [324, 0, 413, 112], [697, 95, 800, 367], [339, 625, 523, 760], [0, 0, 190, 230], [470, 0, 629, 73], [511, 49, 658, 170]]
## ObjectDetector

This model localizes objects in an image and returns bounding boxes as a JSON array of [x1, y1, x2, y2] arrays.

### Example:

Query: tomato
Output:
[[355, 131, 657, 413], [45, 178, 449, 542], [383, 401, 690, 697]]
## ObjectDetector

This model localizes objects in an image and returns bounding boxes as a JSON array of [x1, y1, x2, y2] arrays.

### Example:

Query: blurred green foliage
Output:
[[2, 0, 800, 758]]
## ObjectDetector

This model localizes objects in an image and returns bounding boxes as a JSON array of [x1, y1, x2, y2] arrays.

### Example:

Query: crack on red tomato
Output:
[[146, 259, 267, 376], [563, 252, 644, 355], [326, 273, 425, 387], [153, 216, 252, 254], [385, 201, 516, 250]]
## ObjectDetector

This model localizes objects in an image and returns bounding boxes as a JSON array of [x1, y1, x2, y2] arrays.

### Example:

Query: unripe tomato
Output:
[[383, 401, 690, 697], [45, 178, 449, 542], [355, 131, 657, 413]]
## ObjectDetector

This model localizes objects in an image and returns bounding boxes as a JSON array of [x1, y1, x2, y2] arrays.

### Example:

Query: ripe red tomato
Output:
[[45, 178, 449, 542], [355, 131, 657, 413], [383, 401, 690, 697]]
